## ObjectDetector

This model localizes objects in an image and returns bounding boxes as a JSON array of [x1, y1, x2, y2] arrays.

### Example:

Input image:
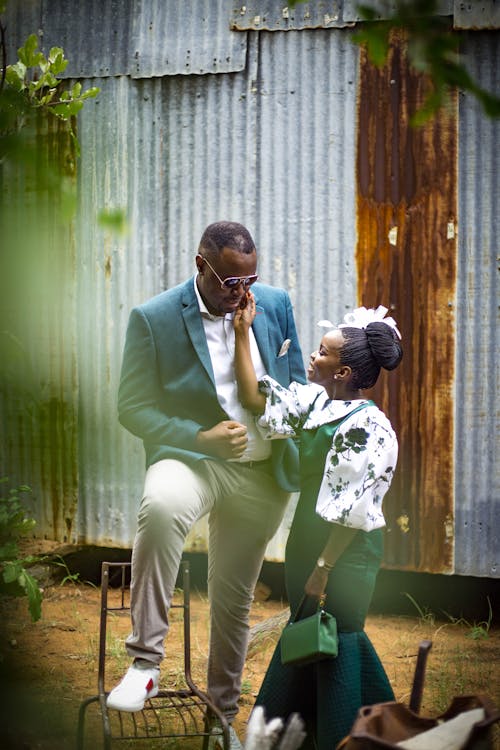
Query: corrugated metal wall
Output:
[[355, 30, 458, 574], [1, 0, 498, 576], [454, 31, 499, 578], [74, 25, 361, 559]]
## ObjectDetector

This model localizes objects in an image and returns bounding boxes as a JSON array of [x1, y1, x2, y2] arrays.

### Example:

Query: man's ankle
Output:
[[133, 658, 159, 670]]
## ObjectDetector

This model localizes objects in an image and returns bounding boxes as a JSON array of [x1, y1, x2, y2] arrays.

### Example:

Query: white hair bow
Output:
[[318, 305, 401, 339]]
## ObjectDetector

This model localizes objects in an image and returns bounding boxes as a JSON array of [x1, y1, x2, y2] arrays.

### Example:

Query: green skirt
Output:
[[255, 630, 394, 750], [255, 466, 394, 749]]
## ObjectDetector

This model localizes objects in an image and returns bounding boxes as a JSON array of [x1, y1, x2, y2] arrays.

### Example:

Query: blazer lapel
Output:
[[181, 282, 272, 385], [181, 280, 216, 385]]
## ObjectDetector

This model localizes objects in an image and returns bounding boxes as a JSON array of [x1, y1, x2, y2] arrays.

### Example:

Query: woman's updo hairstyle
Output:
[[339, 322, 403, 390]]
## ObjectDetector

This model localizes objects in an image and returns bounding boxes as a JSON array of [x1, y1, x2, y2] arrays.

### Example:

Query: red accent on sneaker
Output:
[[146, 678, 154, 693]]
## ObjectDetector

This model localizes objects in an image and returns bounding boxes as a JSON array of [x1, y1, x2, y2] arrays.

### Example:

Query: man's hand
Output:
[[196, 420, 248, 459]]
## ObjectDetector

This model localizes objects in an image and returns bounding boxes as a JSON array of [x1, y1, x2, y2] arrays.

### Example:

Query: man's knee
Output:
[[138, 488, 179, 526], [139, 461, 207, 533]]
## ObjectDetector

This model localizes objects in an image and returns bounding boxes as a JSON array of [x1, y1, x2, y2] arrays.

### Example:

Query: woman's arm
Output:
[[304, 524, 359, 598], [233, 292, 266, 414], [304, 410, 397, 600]]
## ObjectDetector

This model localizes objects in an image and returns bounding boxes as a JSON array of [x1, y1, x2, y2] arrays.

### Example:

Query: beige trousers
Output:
[[125, 458, 289, 719]]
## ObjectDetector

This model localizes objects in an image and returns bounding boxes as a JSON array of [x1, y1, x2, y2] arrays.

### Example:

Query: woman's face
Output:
[[307, 329, 345, 391]]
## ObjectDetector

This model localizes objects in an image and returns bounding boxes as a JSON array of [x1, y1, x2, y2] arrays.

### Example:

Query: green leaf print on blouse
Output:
[[330, 427, 369, 467]]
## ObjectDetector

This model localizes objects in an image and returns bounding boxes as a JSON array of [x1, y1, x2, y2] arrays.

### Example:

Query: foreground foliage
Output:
[[288, 0, 500, 124], [0, 480, 42, 621]]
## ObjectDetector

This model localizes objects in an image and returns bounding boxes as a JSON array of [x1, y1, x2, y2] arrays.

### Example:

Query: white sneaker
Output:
[[106, 663, 160, 712]]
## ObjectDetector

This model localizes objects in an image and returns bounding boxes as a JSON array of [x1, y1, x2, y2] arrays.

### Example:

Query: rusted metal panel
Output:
[[343, 0, 452, 22], [453, 0, 500, 29], [3, 0, 247, 78], [230, 1, 349, 30], [356, 30, 458, 573], [230, 0, 454, 29]]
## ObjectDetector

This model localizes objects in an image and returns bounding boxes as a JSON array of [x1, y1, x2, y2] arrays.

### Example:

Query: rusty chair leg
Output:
[[409, 640, 433, 714]]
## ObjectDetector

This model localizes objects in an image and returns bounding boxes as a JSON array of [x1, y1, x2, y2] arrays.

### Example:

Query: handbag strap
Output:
[[290, 593, 326, 623]]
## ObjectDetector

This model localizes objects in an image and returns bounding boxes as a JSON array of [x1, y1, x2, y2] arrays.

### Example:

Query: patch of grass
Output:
[[403, 591, 494, 642], [51, 554, 97, 588], [403, 592, 436, 626], [442, 596, 493, 641], [240, 679, 253, 695], [424, 643, 497, 715]]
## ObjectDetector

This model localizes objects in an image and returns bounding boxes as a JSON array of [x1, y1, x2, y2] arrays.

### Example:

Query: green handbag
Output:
[[281, 595, 338, 667]]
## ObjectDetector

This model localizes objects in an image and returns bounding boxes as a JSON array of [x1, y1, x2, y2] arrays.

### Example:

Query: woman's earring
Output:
[[333, 374, 338, 380]]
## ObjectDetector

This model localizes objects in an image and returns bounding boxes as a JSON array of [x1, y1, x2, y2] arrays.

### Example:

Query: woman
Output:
[[234, 298, 403, 750]]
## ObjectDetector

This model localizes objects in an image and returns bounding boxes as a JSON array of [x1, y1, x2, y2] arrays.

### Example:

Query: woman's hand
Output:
[[233, 290, 265, 413], [304, 565, 329, 600], [234, 291, 256, 334]]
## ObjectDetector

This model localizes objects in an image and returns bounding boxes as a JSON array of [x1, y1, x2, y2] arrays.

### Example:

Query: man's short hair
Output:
[[199, 221, 255, 256]]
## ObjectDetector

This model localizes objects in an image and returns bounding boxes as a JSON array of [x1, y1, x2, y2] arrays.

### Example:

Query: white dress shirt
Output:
[[194, 278, 271, 462]]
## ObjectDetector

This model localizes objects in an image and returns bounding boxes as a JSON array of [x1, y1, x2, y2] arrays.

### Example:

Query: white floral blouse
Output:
[[257, 377, 398, 532]]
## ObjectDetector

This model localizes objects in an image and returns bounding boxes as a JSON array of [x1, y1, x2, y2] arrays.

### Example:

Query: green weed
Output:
[[403, 592, 436, 626], [442, 596, 493, 641]]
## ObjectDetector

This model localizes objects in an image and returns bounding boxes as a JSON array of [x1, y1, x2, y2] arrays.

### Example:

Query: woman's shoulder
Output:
[[363, 402, 394, 426], [358, 403, 397, 445], [334, 400, 396, 436]]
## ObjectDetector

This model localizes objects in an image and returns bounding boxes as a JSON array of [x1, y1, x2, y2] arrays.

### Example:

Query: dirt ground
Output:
[[0, 559, 499, 750]]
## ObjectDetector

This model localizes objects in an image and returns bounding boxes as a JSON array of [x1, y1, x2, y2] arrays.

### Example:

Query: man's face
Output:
[[196, 247, 258, 316]]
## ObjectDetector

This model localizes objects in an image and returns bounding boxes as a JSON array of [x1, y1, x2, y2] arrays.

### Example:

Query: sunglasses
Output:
[[201, 255, 258, 290]]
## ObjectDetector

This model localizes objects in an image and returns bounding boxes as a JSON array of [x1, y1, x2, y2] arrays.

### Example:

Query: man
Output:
[[107, 221, 305, 747]]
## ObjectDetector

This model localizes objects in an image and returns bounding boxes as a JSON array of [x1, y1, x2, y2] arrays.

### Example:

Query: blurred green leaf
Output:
[[357, 4, 382, 22], [53, 99, 83, 118], [5, 62, 26, 90], [0, 482, 42, 621], [81, 86, 100, 100], [2, 559, 22, 583], [48, 47, 68, 75], [353, 25, 390, 66], [98, 208, 129, 235], [20, 570, 43, 621], [17, 33, 44, 68]]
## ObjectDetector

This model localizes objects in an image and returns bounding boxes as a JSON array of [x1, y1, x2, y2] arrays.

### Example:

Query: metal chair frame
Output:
[[77, 559, 229, 749]]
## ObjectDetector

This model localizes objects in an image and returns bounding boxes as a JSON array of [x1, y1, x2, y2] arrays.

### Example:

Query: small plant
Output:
[[403, 591, 436, 626], [443, 596, 493, 641], [0, 478, 42, 621], [3, 33, 99, 153], [467, 596, 493, 641], [50, 554, 82, 586]]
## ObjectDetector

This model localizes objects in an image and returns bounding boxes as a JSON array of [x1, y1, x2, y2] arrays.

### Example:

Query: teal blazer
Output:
[[118, 278, 306, 492]]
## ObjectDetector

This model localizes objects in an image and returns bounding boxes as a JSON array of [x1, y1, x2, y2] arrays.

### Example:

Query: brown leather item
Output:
[[336, 693, 500, 750], [337, 641, 499, 750]]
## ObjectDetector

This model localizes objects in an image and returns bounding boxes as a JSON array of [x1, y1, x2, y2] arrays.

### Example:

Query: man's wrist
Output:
[[195, 428, 207, 448]]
